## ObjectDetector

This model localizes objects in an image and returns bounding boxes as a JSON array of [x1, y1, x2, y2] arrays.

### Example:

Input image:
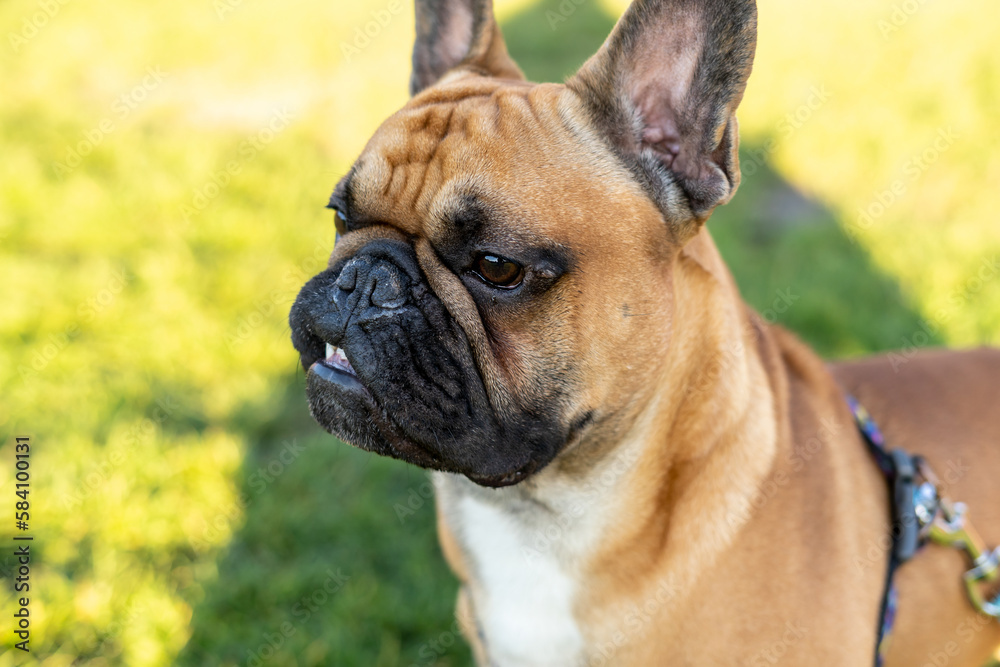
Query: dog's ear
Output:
[[410, 0, 524, 95], [569, 0, 756, 239]]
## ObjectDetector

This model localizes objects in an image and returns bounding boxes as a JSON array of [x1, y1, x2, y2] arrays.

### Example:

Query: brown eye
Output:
[[333, 209, 347, 236], [475, 254, 524, 289]]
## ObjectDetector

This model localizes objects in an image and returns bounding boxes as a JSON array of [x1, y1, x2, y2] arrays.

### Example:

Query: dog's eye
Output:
[[474, 254, 524, 289], [333, 209, 348, 236]]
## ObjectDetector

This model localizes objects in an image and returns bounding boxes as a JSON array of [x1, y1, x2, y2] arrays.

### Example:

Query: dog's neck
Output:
[[434, 227, 791, 664], [573, 228, 787, 624], [564, 227, 785, 605]]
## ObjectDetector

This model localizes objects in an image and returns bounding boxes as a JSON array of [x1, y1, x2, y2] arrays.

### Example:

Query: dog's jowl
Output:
[[289, 0, 1000, 664]]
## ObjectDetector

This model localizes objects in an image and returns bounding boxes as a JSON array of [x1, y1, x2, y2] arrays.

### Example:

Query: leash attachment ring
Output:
[[847, 395, 1000, 667], [918, 461, 1000, 620]]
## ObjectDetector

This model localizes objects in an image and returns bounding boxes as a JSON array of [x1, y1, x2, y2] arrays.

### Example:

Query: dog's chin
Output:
[[304, 357, 537, 489]]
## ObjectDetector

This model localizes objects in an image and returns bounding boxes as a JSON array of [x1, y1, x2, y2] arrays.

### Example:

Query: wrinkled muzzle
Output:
[[289, 238, 557, 487]]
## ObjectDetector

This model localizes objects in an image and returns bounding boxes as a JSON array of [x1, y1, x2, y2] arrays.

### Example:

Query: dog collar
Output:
[[847, 395, 1000, 666]]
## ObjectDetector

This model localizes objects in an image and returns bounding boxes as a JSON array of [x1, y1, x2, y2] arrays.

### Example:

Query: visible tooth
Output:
[[325, 343, 334, 359]]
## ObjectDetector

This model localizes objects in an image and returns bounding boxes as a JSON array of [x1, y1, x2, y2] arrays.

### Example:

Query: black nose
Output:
[[334, 254, 409, 314], [289, 239, 423, 368]]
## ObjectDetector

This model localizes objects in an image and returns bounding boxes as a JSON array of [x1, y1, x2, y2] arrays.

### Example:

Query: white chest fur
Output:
[[433, 442, 639, 667], [457, 492, 585, 666]]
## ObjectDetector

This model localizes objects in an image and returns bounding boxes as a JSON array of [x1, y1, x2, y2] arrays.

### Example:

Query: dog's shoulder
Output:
[[831, 346, 1000, 406], [830, 347, 1000, 467]]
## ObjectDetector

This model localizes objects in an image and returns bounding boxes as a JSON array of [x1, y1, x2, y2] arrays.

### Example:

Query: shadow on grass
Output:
[[711, 147, 940, 359], [178, 376, 467, 667], [178, 1, 939, 665]]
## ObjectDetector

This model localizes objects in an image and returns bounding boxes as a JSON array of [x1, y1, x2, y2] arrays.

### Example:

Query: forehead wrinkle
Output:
[[353, 101, 463, 230], [354, 81, 559, 238], [392, 100, 478, 222], [364, 97, 500, 228], [391, 103, 459, 210]]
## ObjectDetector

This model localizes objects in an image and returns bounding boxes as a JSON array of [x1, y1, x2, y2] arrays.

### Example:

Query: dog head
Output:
[[289, 0, 756, 487]]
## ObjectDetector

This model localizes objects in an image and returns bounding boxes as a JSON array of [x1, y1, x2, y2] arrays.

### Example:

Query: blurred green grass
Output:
[[0, 0, 997, 664]]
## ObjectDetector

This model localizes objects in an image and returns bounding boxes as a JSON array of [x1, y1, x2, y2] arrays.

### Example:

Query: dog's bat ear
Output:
[[569, 0, 757, 239], [410, 0, 524, 96]]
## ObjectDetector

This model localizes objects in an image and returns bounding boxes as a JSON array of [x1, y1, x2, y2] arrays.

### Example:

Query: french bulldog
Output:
[[289, 0, 1000, 663]]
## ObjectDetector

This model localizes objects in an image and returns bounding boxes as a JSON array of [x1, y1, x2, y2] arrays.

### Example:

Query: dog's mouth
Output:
[[309, 342, 366, 393], [318, 343, 357, 377], [305, 340, 449, 465], [303, 342, 538, 488]]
